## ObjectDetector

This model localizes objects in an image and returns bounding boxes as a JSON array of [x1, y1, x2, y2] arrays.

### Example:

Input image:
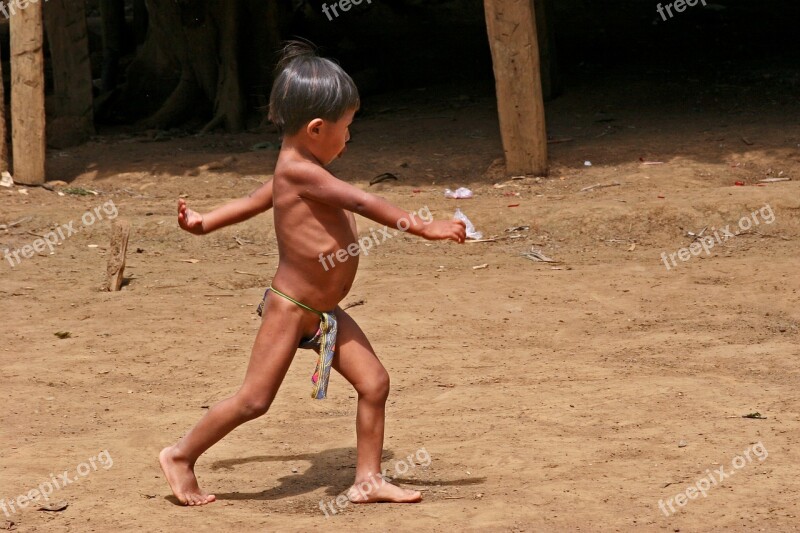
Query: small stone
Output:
[[0, 172, 14, 187]]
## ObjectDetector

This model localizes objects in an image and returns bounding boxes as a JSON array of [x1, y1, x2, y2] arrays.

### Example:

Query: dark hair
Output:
[[269, 40, 360, 136]]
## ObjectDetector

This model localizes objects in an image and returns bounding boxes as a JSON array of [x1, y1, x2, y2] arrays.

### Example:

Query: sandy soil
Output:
[[1, 73, 799, 532]]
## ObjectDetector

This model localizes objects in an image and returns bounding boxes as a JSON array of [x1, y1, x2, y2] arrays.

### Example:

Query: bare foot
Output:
[[347, 475, 422, 503], [159, 446, 216, 506]]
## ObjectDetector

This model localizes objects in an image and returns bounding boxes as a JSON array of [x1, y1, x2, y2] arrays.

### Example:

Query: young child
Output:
[[159, 41, 466, 506]]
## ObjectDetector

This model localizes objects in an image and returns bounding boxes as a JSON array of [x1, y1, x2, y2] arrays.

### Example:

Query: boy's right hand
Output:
[[178, 199, 206, 235], [420, 220, 467, 243]]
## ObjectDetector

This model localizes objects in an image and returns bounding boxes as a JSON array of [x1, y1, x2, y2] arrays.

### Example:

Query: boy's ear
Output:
[[307, 118, 324, 137]]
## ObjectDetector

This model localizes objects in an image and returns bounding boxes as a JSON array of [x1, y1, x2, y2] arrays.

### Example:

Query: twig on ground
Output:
[[343, 300, 366, 311], [580, 181, 621, 193], [521, 248, 560, 263]]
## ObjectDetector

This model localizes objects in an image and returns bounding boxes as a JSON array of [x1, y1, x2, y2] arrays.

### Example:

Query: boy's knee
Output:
[[360, 371, 390, 403], [377, 372, 390, 400], [236, 393, 272, 420]]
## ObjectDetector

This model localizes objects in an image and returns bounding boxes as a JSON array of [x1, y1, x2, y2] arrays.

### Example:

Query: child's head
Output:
[[269, 40, 360, 138]]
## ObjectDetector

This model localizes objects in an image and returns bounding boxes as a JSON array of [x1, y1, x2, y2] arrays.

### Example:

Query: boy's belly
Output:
[[273, 207, 361, 310], [272, 256, 357, 312]]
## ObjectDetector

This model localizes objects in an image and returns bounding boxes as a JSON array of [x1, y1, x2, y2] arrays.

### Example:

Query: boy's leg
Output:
[[160, 296, 314, 506], [332, 308, 422, 503]]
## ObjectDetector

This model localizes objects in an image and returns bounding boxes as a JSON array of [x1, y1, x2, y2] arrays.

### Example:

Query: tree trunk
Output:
[[99, 0, 126, 92], [11, 0, 46, 185], [534, 0, 561, 101], [44, 0, 95, 148], [132, 0, 149, 45], [201, 0, 243, 133], [112, 0, 284, 132], [136, 0, 219, 130]]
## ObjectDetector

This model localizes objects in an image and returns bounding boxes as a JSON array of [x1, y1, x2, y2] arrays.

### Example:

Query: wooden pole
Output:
[[106, 219, 131, 292], [10, 0, 46, 185], [484, 0, 548, 176], [0, 38, 9, 173]]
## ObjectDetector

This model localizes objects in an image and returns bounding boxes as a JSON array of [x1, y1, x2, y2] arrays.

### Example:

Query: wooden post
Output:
[[0, 38, 8, 173], [484, 0, 548, 176], [10, 0, 46, 185], [106, 220, 131, 291]]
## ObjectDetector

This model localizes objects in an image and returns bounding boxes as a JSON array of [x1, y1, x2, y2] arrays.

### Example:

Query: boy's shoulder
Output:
[[275, 155, 334, 186]]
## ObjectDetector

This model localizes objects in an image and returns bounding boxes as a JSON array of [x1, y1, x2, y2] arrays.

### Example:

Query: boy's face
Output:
[[311, 108, 355, 165]]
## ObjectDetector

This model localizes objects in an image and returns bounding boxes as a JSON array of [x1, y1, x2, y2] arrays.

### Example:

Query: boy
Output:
[[159, 41, 466, 506]]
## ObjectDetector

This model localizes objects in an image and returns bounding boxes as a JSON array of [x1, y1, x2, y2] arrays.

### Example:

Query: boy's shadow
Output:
[[166, 447, 485, 504]]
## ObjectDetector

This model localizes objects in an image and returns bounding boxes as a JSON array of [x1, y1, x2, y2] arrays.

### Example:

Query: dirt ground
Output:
[[2, 72, 799, 532]]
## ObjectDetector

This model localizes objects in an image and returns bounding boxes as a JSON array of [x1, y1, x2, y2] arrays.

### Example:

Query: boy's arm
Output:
[[178, 179, 273, 235], [291, 164, 465, 242]]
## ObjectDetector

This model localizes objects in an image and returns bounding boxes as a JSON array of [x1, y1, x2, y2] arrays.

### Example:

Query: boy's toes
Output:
[[348, 477, 422, 504], [185, 492, 215, 506]]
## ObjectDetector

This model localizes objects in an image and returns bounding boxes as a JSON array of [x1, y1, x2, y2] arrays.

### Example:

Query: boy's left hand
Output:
[[178, 199, 206, 235]]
